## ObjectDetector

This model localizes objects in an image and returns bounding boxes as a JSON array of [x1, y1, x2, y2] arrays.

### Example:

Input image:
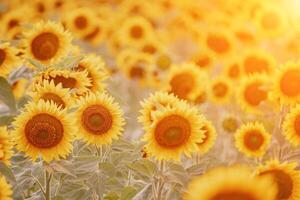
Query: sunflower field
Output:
[[1, 0, 300, 199]]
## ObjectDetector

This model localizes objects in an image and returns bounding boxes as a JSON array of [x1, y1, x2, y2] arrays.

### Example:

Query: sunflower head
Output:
[[196, 119, 217, 155], [12, 100, 75, 162], [209, 76, 232, 104], [256, 159, 300, 200], [0, 127, 13, 166], [0, 42, 20, 77], [184, 166, 277, 200], [282, 104, 300, 146], [0, 176, 13, 200], [22, 21, 73, 65], [75, 92, 125, 146], [142, 103, 205, 161], [235, 121, 271, 158]]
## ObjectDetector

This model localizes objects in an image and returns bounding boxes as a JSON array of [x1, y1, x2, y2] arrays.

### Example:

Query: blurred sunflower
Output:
[[235, 122, 271, 158], [271, 62, 300, 105], [139, 39, 162, 55], [0, 42, 20, 77], [204, 29, 235, 57], [22, 21, 72, 65], [224, 60, 242, 81], [283, 105, 300, 146], [155, 52, 172, 71], [139, 91, 184, 130], [75, 92, 125, 146], [119, 16, 154, 47], [63, 7, 97, 38], [12, 100, 75, 162], [32, 68, 91, 96], [191, 47, 216, 72], [0, 176, 13, 200], [166, 63, 208, 101], [196, 119, 217, 155], [257, 159, 300, 200], [29, 80, 72, 109], [237, 74, 269, 113], [0, 127, 13, 166], [142, 103, 205, 161], [254, 4, 288, 37], [241, 50, 275, 75], [184, 166, 277, 200], [83, 18, 107, 46], [209, 76, 232, 104], [72, 54, 108, 93]]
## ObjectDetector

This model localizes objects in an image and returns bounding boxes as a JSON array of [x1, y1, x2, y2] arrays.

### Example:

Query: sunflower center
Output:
[[41, 92, 65, 109], [84, 26, 100, 40], [130, 25, 144, 39], [31, 32, 59, 61], [170, 73, 194, 99], [206, 34, 230, 54], [211, 191, 257, 200], [155, 115, 191, 148], [262, 12, 280, 30], [142, 44, 157, 54], [259, 169, 293, 199], [280, 69, 300, 97], [49, 75, 77, 89], [198, 126, 209, 145], [293, 115, 300, 136], [25, 113, 64, 148], [244, 82, 267, 106], [8, 19, 19, 30], [0, 144, 4, 159], [130, 65, 145, 79], [213, 82, 228, 98], [196, 55, 211, 68], [0, 49, 6, 66], [243, 56, 269, 75], [195, 91, 207, 104], [75, 16, 88, 29], [235, 31, 254, 43], [243, 130, 264, 151], [81, 105, 113, 135], [228, 64, 240, 79]]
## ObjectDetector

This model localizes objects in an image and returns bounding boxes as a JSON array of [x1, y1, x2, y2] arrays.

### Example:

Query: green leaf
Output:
[[27, 58, 44, 70], [104, 192, 119, 200], [99, 162, 116, 177], [127, 159, 157, 179], [52, 196, 64, 200], [121, 186, 137, 200], [0, 161, 16, 184], [132, 184, 152, 200], [57, 55, 83, 70], [50, 162, 76, 177], [0, 76, 16, 113], [0, 115, 15, 126]]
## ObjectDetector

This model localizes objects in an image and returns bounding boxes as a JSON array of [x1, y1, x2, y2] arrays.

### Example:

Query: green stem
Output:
[[156, 160, 165, 200], [45, 170, 53, 200]]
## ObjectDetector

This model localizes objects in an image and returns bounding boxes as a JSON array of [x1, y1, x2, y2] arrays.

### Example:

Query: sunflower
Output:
[[155, 52, 172, 71], [184, 166, 277, 200], [63, 7, 97, 38], [83, 18, 107, 46], [237, 74, 270, 114], [72, 54, 109, 93], [74, 92, 125, 146], [12, 100, 75, 162], [282, 104, 300, 146], [139, 91, 184, 130], [29, 80, 72, 109], [119, 16, 154, 47], [241, 50, 275, 75], [11, 78, 29, 101], [254, 4, 287, 37], [224, 60, 242, 81], [32, 68, 91, 96], [0, 42, 20, 77], [194, 89, 208, 105], [204, 29, 235, 57], [0, 176, 13, 200], [222, 115, 239, 133], [0, 127, 13, 166], [142, 103, 205, 161], [256, 159, 300, 200], [235, 121, 271, 158], [139, 38, 163, 55], [166, 63, 208, 101], [191, 47, 216, 72], [271, 62, 300, 105], [196, 119, 217, 155], [209, 76, 232, 104], [22, 21, 72, 65]]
